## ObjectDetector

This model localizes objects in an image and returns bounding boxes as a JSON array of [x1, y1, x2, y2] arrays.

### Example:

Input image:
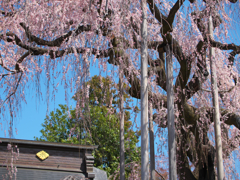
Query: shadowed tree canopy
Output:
[[1, 0, 240, 179], [34, 75, 141, 177]]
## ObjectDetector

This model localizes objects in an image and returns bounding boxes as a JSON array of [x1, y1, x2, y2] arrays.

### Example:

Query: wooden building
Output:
[[0, 138, 99, 180]]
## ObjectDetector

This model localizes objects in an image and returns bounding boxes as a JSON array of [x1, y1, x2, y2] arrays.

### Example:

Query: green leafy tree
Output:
[[34, 75, 141, 177]]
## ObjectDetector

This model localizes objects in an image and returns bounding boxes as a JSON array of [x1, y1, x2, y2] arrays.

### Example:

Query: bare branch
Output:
[[228, 0, 238, 3], [15, 51, 31, 71], [1, 52, 30, 78], [20, 23, 91, 47], [167, 0, 185, 31], [147, 0, 168, 29], [1, 72, 19, 78], [221, 110, 240, 130], [17, 51, 31, 64], [0, 10, 15, 17], [201, 86, 235, 93], [0, 57, 16, 73], [0, 72, 23, 108], [210, 39, 240, 51], [148, 57, 167, 91], [1, 32, 49, 55]]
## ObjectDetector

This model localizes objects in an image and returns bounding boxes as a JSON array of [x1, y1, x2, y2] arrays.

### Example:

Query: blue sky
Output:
[[0, 76, 75, 140], [0, 59, 144, 143], [0, 60, 108, 140]]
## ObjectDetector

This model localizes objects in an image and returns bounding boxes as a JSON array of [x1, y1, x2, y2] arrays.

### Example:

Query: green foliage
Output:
[[74, 75, 131, 108], [34, 75, 141, 177], [34, 104, 86, 144]]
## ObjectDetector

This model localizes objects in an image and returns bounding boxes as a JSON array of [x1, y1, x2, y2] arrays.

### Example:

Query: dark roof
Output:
[[0, 138, 98, 149]]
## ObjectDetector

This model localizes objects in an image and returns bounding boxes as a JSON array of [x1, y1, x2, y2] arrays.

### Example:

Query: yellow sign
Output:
[[36, 150, 49, 160]]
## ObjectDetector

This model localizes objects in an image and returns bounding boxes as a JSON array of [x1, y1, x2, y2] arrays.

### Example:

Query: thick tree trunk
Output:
[[199, 146, 215, 180]]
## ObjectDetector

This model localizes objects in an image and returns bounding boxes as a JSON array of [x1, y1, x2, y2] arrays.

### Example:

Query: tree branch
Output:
[[147, 0, 168, 29], [167, 0, 185, 32], [0, 57, 16, 73], [148, 56, 167, 91], [20, 22, 92, 47], [0, 72, 23, 108], [0, 10, 15, 17], [221, 110, 240, 130], [210, 39, 240, 51], [0, 52, 29, 76], [201, 86, 235, 93]]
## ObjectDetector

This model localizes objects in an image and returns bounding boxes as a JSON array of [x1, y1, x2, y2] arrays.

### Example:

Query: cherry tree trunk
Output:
[[209, 15, 225, 180], [166, 44, 177, 180], [119, 67, 125, 180], [141, 0, 149, 179], [149, 103, 155, 180]]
